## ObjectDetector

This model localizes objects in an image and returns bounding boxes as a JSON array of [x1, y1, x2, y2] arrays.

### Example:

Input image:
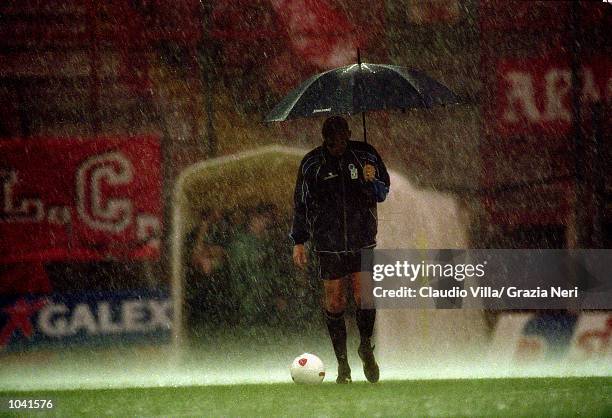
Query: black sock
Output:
[[356, 308, 376, 347], [324, 310, 348, 364]]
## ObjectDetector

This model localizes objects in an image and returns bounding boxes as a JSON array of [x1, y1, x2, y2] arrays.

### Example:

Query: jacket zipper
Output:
[[340, 157, 348, 252]]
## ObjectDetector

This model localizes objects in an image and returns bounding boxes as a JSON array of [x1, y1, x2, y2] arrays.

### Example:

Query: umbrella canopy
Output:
[[264, 63, 461, 123]]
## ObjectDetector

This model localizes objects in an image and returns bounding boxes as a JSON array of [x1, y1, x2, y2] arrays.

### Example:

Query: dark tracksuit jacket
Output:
[[290, 140, 390, 253]]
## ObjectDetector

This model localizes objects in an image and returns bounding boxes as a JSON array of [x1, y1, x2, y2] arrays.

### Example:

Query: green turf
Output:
[[1, 377, 610, 417]]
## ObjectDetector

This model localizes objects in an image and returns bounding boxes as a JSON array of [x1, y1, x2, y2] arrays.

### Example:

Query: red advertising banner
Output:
[[0, 136, 162, 262], [495, 54, 611, 139]]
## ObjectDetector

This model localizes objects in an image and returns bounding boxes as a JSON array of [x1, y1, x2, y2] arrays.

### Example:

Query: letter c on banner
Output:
[[77, 152, 133, 232]]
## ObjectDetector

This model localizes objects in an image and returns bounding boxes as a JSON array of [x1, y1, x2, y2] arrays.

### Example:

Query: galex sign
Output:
[[0, 136, 161, 262], [0, 291, 172, 351], [495, 55, 611, 138]]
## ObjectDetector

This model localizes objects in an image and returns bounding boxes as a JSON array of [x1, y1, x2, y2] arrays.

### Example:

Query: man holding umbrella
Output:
[[266, 53, 459, 383], [290, 115, 390, 384]]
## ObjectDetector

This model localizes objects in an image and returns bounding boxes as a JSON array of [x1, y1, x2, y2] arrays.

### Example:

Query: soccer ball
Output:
[[290, 353, 325, 384]]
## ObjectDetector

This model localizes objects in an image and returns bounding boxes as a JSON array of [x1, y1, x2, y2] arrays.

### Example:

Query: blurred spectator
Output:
[[190, 208, 227, 275], [226, 203, 314, 328], [225, 204, 277, 325], [184, 208, 232, 327]]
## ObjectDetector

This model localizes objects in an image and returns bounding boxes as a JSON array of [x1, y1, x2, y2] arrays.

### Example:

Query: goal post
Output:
[[169, 146, 306, 350]]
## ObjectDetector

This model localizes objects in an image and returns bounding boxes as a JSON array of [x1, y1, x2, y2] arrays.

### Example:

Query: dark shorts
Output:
[[316, 251, 362, 280]]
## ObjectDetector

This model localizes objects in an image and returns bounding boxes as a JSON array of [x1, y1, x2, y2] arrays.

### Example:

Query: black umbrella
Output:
[[265, 52, 461, 142]]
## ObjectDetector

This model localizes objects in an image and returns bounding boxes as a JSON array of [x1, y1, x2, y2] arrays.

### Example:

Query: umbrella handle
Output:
[[357, 48, 367, 143], [362, 112, 367, 144]]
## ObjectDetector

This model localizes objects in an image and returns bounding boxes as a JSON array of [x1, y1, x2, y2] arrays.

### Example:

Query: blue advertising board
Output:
[[0, 290, 172, 352]]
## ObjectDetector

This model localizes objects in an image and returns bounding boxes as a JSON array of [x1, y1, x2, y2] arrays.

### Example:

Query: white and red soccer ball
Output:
[[290, 353, 325, 384]]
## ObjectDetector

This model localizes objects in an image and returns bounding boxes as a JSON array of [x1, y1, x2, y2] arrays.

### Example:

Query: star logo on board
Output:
[[0, 298, 47, 348]]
